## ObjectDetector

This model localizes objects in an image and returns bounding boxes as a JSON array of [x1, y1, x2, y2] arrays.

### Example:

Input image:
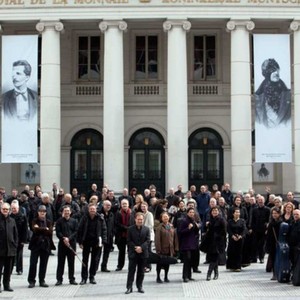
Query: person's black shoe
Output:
[[28, 282, 35, 288], [115, 267, 122, 271], [206, 275, 211, 281], [101, 268, 111, 273], [55, 281, 63, 286], [164, 278, 170, 283], [80, 280, 87, 285], [125, 288, 132, 294], [4, 286, 13, 292], [188, 278, 195, 281], [183, 278, 189, 283], [70, 280, 78, 285], [89, 278, 96, 284], [193, 269, 202, 273], [260, 259, 264, 264], [138, 288, 145, 293], [40, 282, 49, 288], [17, 271, 23, 275], [156, 277, 163, 283]]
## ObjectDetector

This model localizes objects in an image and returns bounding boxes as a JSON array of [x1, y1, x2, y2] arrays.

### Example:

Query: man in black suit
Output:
[[2, 60, 38, 121], [125, 212, 150, 294]]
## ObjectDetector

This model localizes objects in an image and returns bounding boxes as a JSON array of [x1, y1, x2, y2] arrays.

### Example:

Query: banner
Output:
[[1, 35, 38, 163], [254, 34, 292, 163]]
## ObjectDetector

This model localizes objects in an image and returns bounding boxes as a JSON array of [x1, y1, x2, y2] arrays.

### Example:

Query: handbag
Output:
[[199, 232, 210, 253]]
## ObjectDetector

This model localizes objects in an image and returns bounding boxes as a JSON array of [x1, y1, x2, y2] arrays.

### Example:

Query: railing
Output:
[[191, 84, 219, 95], [71, 83, 223, 97], [75, 85, 102, 96]]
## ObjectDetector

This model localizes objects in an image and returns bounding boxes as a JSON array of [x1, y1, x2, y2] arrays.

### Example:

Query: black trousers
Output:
[[253, 231, 266, 260], [98, 243, 111, 270], [126, 255, 146, 289], [182, 250, 197, 280], [81, 242, 100, 280], [28, 249, 50, 284], [56, 242, 75, 282], [192, 247, 200, 270], [15, 244, 24, 273], [0, 256, 14, 287], [116, 237, 127, 269]]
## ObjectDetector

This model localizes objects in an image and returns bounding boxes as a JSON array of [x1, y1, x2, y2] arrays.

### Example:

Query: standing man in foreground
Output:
[[77, 203, 107, 285], [125, 212, 150, 294], [28, 203, 55, 288], [0, 203, 18, 292], [55, 206, 79, 286]]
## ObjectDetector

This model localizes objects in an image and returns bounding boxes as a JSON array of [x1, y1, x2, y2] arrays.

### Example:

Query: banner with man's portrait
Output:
[[1, 35, 38, 163], [254, 34, 292, 163]]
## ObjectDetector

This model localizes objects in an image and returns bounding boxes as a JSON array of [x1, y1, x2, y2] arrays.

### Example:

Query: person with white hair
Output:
[[10, 200, 28, 275]]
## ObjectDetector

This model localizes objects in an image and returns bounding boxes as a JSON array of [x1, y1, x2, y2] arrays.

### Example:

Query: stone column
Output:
[[226, 20, 255, 192], [291, 20, 300, 194], [99, 21, 127, 193], [36, 21, 63, 192], [163, 20, 191, 191]]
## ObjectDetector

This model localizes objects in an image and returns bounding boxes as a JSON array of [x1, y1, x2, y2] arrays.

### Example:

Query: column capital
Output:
[[226, 20, 255, 32], [163, 20, 191, 32], [99, 20, 127, 33], [290, 20, 300, 32], [36, 21, 64, 33]]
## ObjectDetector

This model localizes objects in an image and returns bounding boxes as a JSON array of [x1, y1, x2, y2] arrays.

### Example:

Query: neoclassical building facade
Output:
[[0, 0, 300, 195]]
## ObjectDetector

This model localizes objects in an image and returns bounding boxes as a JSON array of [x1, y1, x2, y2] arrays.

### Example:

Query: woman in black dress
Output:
[[265, 207, 282, 280], [226, 207, 247, 271], [205, 207, 227, 280]]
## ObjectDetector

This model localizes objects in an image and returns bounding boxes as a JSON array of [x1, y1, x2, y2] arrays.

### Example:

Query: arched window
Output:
[[70, 129, 103, 194], [129, 128, 165, 195], [189, 128, 223, 189]]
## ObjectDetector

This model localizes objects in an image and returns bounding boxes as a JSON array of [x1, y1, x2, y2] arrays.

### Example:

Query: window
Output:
[[78, 36, 101, 81], [135, 35, 158, 80], [193, 35, 216, 80]]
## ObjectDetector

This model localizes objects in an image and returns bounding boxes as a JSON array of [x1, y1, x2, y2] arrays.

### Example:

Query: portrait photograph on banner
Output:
[[1, 35, 38, 163], [253, 34, 292, 163]]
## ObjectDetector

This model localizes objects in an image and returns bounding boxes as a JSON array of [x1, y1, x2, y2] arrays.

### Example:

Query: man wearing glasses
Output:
[[0, 202, 18, 293]]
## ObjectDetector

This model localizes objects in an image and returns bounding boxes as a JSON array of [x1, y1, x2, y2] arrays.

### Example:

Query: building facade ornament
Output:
[[99, 20, 128, 33], [163, 20, 191, 32]]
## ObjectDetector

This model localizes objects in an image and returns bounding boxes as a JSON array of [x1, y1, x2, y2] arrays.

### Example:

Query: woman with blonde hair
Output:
[[282, 202, 294, 224]]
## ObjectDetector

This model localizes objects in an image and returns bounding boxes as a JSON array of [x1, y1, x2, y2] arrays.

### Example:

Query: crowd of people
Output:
[[0, 183, 300, 294]]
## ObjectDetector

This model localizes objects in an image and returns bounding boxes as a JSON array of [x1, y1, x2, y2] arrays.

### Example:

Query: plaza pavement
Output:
[[2, 234, 300, 300]]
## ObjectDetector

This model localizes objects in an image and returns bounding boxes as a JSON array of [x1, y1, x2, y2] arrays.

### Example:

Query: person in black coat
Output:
[[288, 209, 300, 275], [28, 204, 55, 288], [98, 200, 115, 272], [178, 207, 201, 282], [77, 203, 107, 285], [265, 207, 282, 280], [55, 206, 79, 286], [125, 212, 150, 294], [115, 199, 131, 271], [205, 207, 226, 281], [226, 207, 247, 271], [0, 203, 18, 292], [249, 195, 270, 263], [10, 201, 28, 275]]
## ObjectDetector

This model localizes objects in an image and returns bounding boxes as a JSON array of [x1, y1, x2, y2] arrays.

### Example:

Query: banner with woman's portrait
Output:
[[1, 35, 38, 163]]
